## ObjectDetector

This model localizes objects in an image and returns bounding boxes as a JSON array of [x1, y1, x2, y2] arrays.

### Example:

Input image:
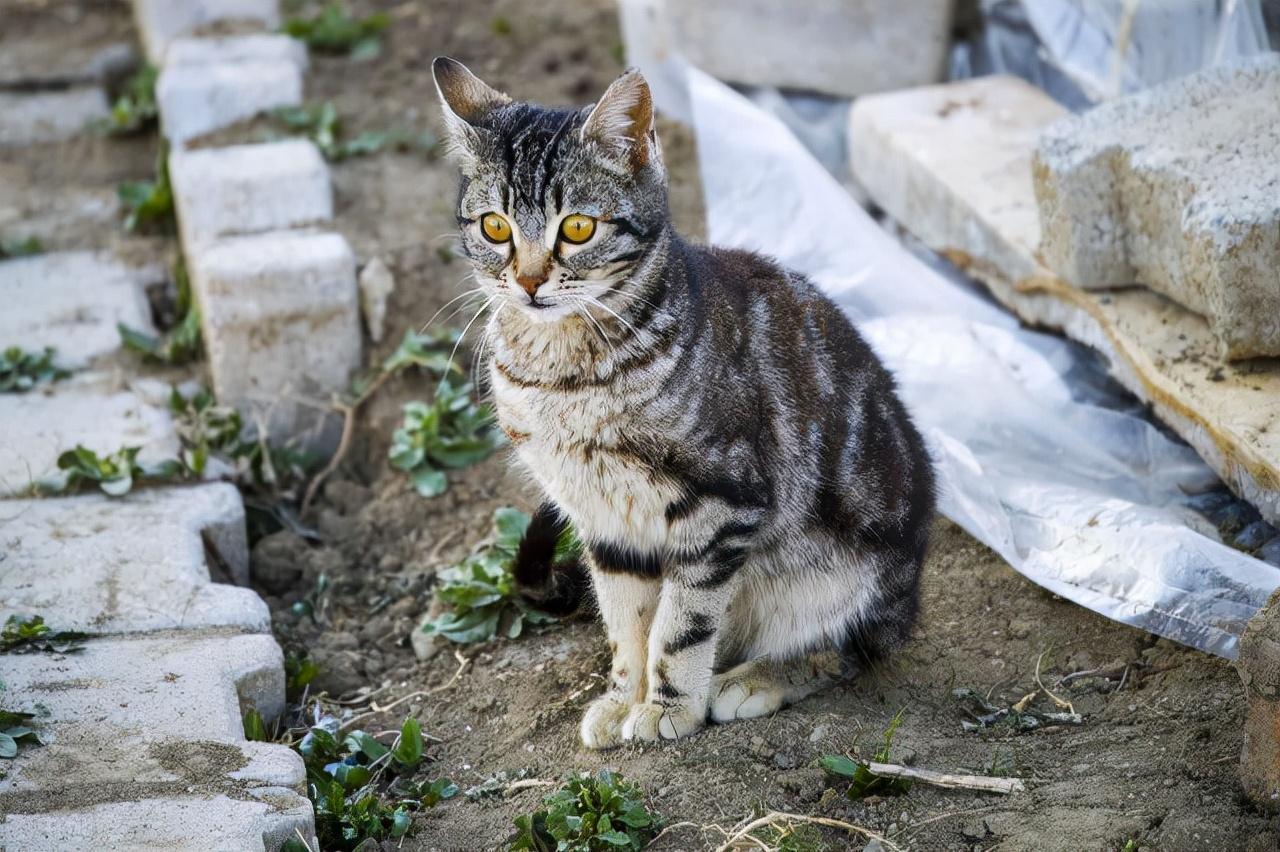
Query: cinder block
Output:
[[156, 59, 302, 146], [0, 250, 160, 367], [0, 88, 109, 147], [637, 0, 954, 97], [166, 33, 307, 72], [1034, 54, 1280, 360], [0, 374, 180, 497], [1238, 586, 1280, 812], [0, 484, 266, 634], [132, 0, 281, 64], [170, 140, 332, 246], [187, 231, 360, 447]]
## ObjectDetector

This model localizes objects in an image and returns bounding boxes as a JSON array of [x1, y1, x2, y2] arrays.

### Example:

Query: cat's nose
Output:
[[515, 270, 548, 296]]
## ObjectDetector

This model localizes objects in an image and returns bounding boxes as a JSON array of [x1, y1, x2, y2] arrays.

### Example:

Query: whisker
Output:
[[438, 294, 498, 394], [419, 284, 487, 333]]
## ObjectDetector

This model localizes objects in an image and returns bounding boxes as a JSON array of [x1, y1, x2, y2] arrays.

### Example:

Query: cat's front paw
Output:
[[621, 701, 705, 742], [580, 694, 631, 750]]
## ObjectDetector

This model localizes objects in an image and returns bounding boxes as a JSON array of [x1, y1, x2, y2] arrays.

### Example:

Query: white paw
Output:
[[580, 695, 631, 750], [621, 701, 705, 742], [709, 670, 785, 723]]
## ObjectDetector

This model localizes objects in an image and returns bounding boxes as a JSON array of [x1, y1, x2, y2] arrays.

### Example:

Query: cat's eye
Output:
[[559, 214, 596, 245], [481, 213, 512, 243]]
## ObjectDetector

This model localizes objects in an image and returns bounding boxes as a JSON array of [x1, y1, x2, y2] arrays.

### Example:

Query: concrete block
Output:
[[166, 33, 307, 72], [0, 250, 160, 367], [170, 140, 332, 246], [848, 75, 1280, 527], [0, 88, 109, 147], [156, 59, 302, 146], [0, 483, 265, 634], [1238, 586, 1280, 811], [633, 0, 953, 98], [0, 374, 180, 497], [133, 0, 281, 64], [1033, 54, 1280, 360], [358, 257, 395, 343], [188, 231, 360, 447]]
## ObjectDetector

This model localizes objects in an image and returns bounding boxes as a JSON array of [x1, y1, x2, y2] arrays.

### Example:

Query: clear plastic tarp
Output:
[[620, 3, 1280, 658]]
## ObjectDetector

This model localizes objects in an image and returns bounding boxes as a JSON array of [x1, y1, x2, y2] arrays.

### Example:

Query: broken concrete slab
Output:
[[170, 140, 332, 246], [0, 41, 137, 90], [1033, 54, 1280, 360], [165, 33, 307, 72], [132, 0, 281, 64], [629, 0, 954, 97], [0, 250, 161, 367], [156, 58, 302, 146], [0, 483, 265, 634], [1238, 586, 1280, 811], [849, 75, 1280, 526], [0, 88, 109, 147], [188, 230, 360, 447], [0, 374, 180, 497], [358, 257, 395, 343]]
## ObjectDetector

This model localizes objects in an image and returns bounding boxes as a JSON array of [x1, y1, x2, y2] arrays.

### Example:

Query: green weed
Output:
[[421, 507, 579, 644], [0, 706, 43, 762], [117, 145, 174, 233], [0, 346, 68, 393], [106, 64, 158, 134], [820, 709, 913, 799], [36, 445, 183, 497], [282, 4, 390, 60], [0, 235, 44, 258], [1, 615, 87, 654], [272, 101, 436, 161], [118, 257, 201, 365], [510, 770, 660, 852], [389, 379, 501, 498]]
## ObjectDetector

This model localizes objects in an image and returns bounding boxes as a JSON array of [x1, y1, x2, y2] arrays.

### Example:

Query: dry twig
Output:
[[715, 811, 900, 852], [864, 762, 1026, 794]]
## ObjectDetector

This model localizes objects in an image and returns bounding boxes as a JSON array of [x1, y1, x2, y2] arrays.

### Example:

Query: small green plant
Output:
[[296, 714, 456, 850], [0, 346, 69, 393], [106, 64, 158, 134], [282, 3, 390, 59], [1, 615, 88, 654], [510, 770, 660, 852], [490, 15, 513, 36], [285, 651, 321, 700], [820, 709, 913, 799], [389, 380, 502, 498], [756, 822, 828, 852], [37, 445, 183, 497], [422, 507, 579, 644], [242, 708, 269, 742], [272, 101, 411, 161], [0, 235, 44, 258], [0, 707, 43, 761], [117, 145, 174, 233], [119, 257, 200, 364], [379, 327, 462, 377]]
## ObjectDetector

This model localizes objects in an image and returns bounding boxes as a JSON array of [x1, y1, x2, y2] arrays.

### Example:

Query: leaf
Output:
[[332, 762, 372, 790], [409, 466, 447, 497], [819, 754, 861, 778], [243, 710, 267, 741], [345, 731, 388, 762], [392, 717, 424, 769], [493, 507, 532, 550], [0, 732, 16, 758], [390, 807, 411, 838]]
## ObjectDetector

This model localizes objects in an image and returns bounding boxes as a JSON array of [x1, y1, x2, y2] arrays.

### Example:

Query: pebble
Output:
[[809, 723, 829, 743], [773, 750, 796, 769], [1259, 536, 1280, 567], [1234, 520, 1276, 551]]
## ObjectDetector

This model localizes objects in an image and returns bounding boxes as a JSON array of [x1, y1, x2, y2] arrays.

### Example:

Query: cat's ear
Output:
[[432, 57, 510, 166], [580, 68, 657, 168]]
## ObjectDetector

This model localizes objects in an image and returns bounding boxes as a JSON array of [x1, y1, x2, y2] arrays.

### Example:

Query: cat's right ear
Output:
[[432, 57, 510, 167]]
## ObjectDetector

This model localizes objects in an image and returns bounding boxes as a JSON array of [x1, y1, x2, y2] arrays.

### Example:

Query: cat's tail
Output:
[[513, 502, 590, 616]]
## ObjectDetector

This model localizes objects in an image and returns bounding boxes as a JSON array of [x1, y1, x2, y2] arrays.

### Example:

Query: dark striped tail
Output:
[[513, 502, 590, 616]]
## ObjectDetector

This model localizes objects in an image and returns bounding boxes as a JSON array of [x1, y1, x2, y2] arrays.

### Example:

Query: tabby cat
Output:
[[433, 57, 935, 749]]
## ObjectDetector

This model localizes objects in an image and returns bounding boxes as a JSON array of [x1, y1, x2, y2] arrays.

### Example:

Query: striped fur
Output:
[[434, 58, 936, 749]]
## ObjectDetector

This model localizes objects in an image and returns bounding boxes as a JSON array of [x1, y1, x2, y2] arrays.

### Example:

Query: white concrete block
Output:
[[632, 0, 954, 98], [0, 88, 109, 147], [848, 75, 1280, 527], [188, 231, 360, 446], [170, 140, 332, 246], [0, 483, 265, 634], [0, 251, 160, 367], [0, 374, 180, 497], [166, 33, 307, 72], [1034, 54, 1280, 360], [157, 59, 302, 146], [133, 0, 281, 65], [1, 793, 315, 852]]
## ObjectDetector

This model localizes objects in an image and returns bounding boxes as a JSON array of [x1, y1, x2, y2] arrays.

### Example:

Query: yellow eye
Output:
[[481, 213, 511, 243], [559, 214, 596, 245]]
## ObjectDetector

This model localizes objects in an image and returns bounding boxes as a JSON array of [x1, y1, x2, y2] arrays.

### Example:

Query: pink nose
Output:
[[516, 271, 548, 296]]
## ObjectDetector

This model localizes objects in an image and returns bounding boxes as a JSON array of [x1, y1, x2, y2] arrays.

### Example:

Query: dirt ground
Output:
[[5, 1, 1278, 850]]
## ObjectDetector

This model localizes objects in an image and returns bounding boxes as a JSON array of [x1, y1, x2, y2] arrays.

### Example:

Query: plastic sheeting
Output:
[[619, 12, 1280, 658]]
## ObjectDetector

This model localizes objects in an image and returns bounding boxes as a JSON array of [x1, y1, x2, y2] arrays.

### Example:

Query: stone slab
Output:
[[1033, 54, 1280, 360], [849, 75, 1280, 526], [0, 250, 160, 368], [0, 483, 264, 634], [170, 140, 332, 246], [631, 0, 954, 98], [1238, 586, 1280, 811], [0, 88, 109, 148], [156, 59, 302, 146], [0, 374, 180, 497], [132, 0, 281, 64], [165, 33, 307, 72], [188, 230, 360, 447]]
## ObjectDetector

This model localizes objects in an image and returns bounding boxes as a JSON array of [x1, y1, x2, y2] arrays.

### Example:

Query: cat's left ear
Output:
[[581, 69, 658, 169], [432, 56, 511, 167]]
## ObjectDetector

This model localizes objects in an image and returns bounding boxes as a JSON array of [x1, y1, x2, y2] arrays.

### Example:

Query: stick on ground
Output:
[[865, 762, 1026, 794]]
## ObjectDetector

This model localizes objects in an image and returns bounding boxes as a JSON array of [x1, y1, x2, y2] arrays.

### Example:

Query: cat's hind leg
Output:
[[708, 652, 843, 723]]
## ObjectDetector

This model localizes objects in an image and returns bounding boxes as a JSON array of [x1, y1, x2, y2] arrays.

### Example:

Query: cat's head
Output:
[[432, 57, 667, 325]]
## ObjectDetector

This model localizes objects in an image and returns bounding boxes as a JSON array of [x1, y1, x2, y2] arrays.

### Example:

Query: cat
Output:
[[432, 57, 936, 749]]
